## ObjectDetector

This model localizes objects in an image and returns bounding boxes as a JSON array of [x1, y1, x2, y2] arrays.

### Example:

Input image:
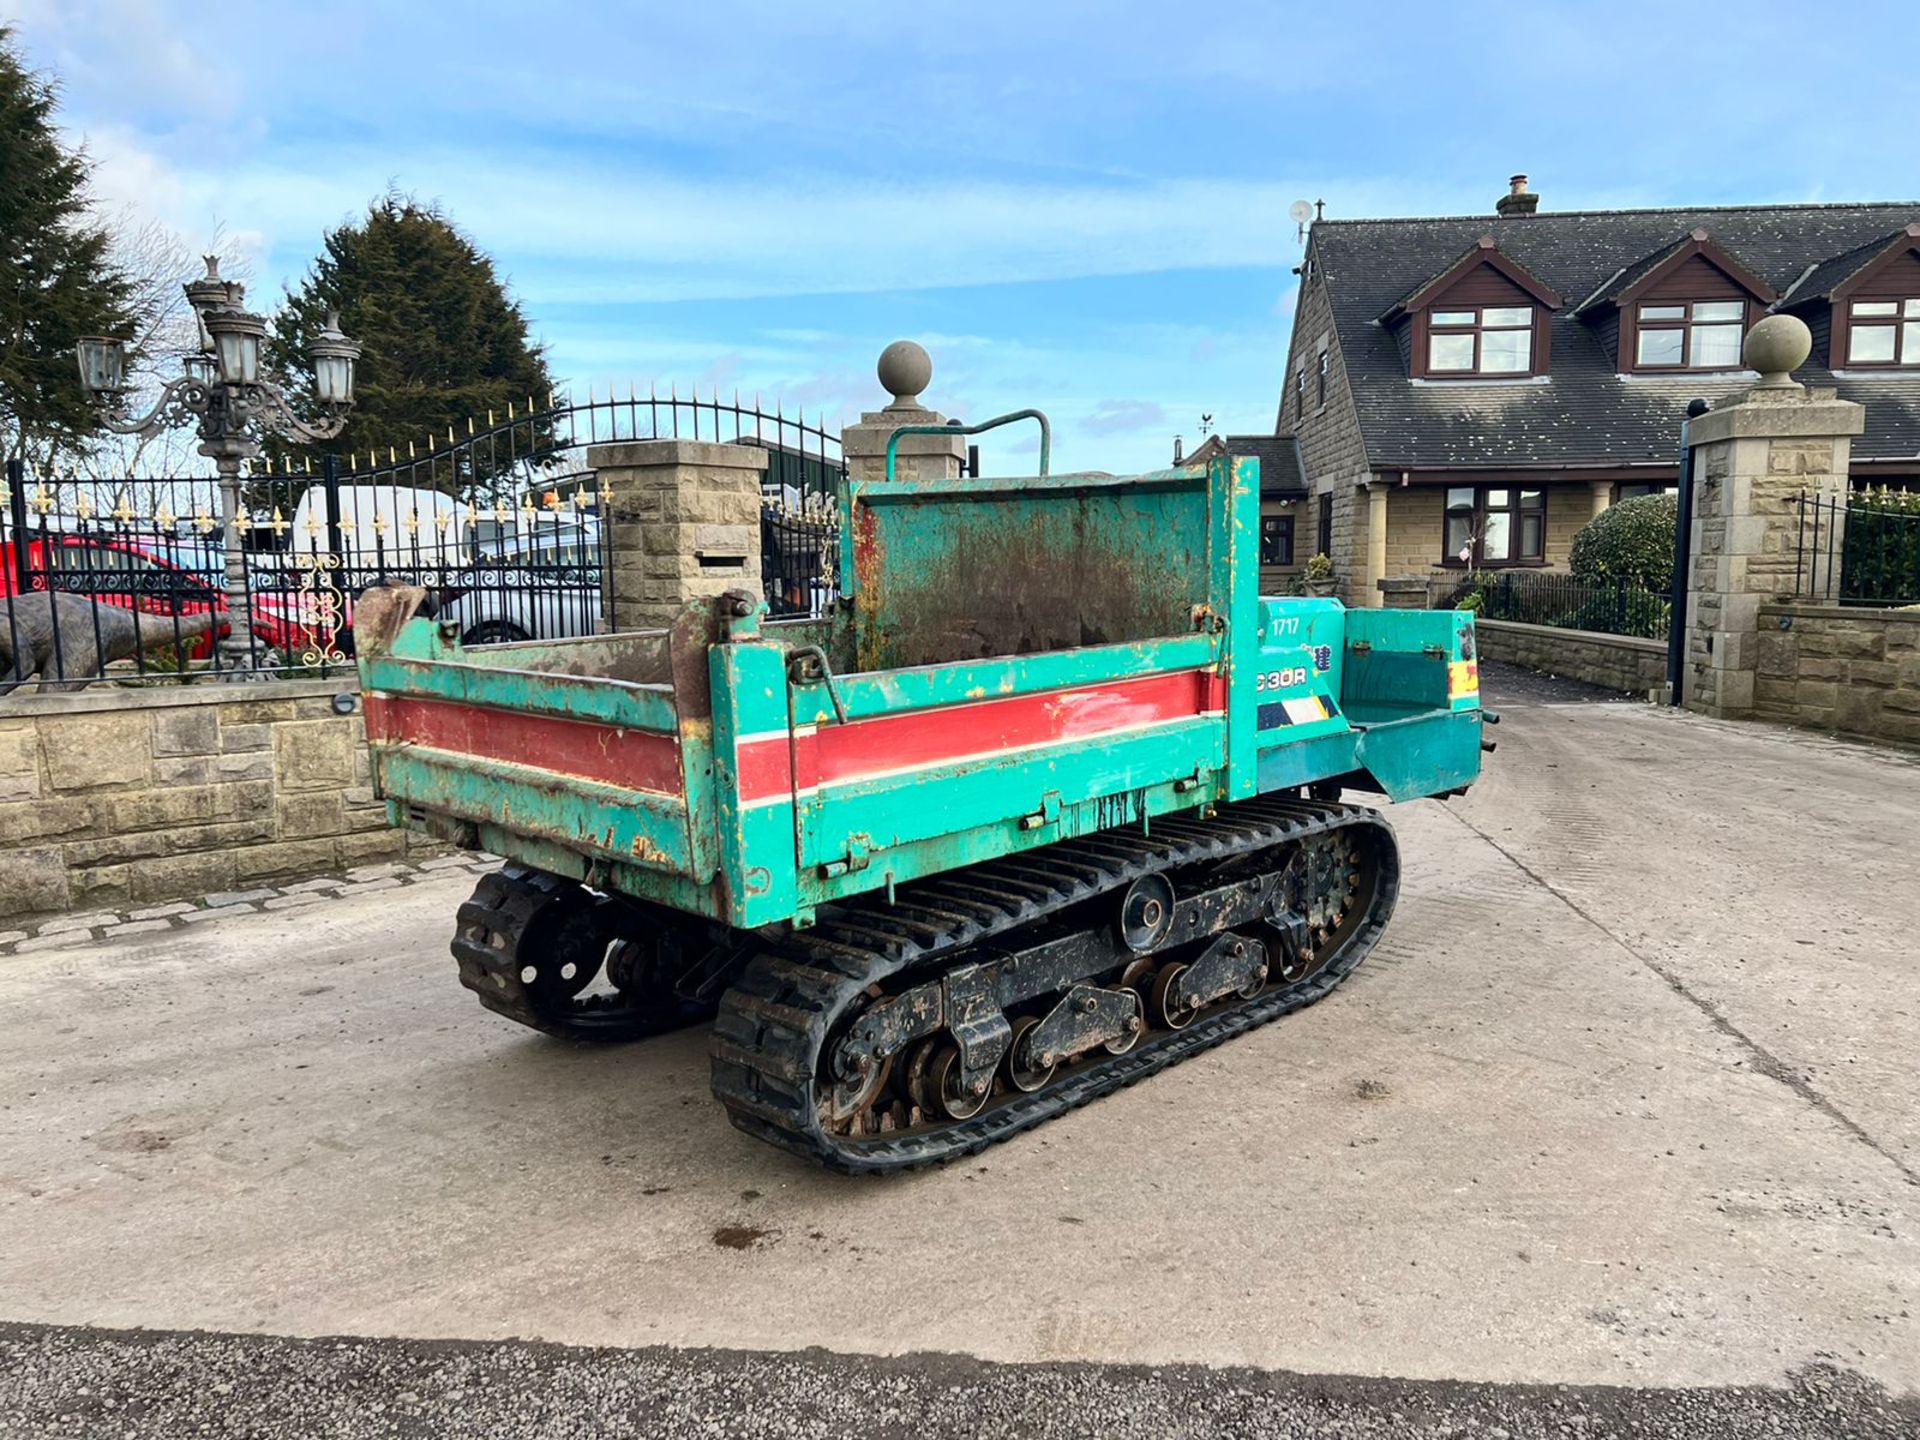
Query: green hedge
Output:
[[1843, 488, 1920, 606], [1568, 493, 1677, 591]]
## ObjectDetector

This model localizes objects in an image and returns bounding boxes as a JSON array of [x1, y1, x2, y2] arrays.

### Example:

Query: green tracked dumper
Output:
[[353, 429, 1486, 1173]]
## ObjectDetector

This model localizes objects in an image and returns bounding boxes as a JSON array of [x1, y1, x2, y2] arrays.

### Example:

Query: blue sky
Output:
[[12, 0, 1918, 472]]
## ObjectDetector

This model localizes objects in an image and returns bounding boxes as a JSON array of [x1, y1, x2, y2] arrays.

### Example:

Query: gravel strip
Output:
[[0, 1323, 1913, 1440]]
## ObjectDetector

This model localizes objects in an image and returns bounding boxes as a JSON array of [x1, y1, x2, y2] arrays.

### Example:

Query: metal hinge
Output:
[[820, 833, 874, 878], [1019, 791, 1064, 831]]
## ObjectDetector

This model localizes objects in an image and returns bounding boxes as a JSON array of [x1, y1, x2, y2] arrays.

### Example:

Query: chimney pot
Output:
[[1496, 174, 1540, 218]]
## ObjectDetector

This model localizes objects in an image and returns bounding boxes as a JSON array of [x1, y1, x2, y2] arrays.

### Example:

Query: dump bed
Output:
[[356, 453, 1480, 930]]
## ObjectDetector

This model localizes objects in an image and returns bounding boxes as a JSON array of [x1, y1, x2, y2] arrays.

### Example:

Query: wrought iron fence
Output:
[[1795, 490, 1920, 607], [762, 493, 839, 619], [1436, 568, 1671, 641], [2, 391, 846, 694]]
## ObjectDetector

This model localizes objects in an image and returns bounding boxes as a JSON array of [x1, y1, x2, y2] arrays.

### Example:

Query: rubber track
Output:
[[451, 865, 711, 1040], [709, 797, 1401, 1175]]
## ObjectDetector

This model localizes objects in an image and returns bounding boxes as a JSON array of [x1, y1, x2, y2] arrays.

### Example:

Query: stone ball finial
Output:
[[877, 340, 933, 409], [1744, 313, 1811, 389]]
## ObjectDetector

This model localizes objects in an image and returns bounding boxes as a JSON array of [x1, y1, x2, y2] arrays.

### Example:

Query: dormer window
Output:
[[1577, 229, 1776, 376], [1634, 300, 1746, 369], [1428, 306, 1534, 374], [1845, 298, 1920, 366], [1384, 236, 1562, 381]]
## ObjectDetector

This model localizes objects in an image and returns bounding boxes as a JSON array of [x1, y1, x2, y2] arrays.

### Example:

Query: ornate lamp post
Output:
[[76, 258, 361, 675]]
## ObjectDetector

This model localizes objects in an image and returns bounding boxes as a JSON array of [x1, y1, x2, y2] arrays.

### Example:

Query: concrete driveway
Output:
[[2, 666, 1917, 1434]]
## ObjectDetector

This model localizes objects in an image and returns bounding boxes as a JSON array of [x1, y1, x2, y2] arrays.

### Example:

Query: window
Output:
[[1293, 368, 1306, 414], [1316, 349, 1330, 407], [1615, 482, 1678, 503], [1316, 494, 1333, 559], [1634, 300, 1746, 370], [1426, 306, 1534, 375], [1259, 514, 1295, 567], [1846, 298, 1920, 367], [1443, 486, 1546, 566]]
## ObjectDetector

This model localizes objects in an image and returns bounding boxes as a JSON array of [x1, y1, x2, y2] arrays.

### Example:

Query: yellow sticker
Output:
[[1449, 660, 1480, 697]]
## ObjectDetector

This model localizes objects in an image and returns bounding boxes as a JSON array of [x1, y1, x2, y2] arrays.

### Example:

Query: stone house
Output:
[[1265, 177, 1920, 605]]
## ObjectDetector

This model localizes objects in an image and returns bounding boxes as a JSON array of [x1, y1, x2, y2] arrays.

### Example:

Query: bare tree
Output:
[[68, 210, 252, 483]]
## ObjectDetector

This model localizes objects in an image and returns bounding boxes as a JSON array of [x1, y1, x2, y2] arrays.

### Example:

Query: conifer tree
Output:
[[0, 26, 133, 464], [267, 193, 554, 487]]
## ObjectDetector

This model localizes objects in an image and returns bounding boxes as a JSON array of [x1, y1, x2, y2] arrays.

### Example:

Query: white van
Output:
[[438, 514, 603, 645], [287, 484, 468, 576]]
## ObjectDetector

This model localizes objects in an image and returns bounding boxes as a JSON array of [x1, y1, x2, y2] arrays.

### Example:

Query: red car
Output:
[[0, 533, 326, 666]]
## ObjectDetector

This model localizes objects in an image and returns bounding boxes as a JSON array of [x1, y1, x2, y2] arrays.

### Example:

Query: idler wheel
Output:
[[1149, 961, 1198, 1030], [1004, 1016, 1057, 1093], [1116, 873, 1177, 952], [930, 1044, 990, 1120], [1103, 990, 1146, 1054], [903, 1037, 943, 1120]]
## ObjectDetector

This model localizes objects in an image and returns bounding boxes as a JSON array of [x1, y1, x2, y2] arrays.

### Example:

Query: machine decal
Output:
[[1448, 660, 1480, 697], [1254, 667, 1308, 692], [1256, 694, 1333, 729]]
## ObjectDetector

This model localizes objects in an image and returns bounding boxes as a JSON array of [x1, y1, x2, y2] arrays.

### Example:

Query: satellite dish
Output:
[[1288, 200, 1314, 225]]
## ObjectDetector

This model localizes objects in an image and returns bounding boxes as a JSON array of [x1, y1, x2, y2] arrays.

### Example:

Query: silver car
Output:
[[439, 516, 603, 645]]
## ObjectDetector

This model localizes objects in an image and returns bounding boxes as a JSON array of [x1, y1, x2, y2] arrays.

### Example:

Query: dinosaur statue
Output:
[[0, 592, 224, 696]]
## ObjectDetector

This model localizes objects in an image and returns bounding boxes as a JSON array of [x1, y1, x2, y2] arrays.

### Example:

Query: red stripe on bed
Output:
[[363, 694, 682, 795], [734, 668, 1214, 804]]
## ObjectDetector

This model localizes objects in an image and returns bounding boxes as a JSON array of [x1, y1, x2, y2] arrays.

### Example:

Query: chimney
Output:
[[1496, 173, 1539, 217]]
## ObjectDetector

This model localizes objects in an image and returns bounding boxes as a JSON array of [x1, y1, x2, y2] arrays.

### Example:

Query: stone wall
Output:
[[0, 679, 420, 922], [1545, 491, 1589, 567], [1382, 487, 1444, 575], [1475, 618, 1668, 696], [1753, 603, 1920, 746]]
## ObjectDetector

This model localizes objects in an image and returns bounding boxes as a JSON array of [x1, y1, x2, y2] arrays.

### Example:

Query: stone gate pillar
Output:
[[1681, 316, 1863, 718], [587, 438, 769, 632], [841, 341, 966, 483]]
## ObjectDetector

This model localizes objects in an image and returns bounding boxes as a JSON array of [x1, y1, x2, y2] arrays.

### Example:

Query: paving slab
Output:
[[0, 681, 1914, 1399]]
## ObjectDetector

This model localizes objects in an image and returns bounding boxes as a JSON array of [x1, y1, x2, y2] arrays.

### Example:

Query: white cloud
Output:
[[1083, 400, 1170, 436], [56, 121, 1426, 306]]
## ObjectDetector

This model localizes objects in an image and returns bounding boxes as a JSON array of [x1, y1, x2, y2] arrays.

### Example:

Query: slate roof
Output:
[[1778, 224, 1920, 305], [1225, 433, 1306, 496], [1305, 202, 1920, 469]]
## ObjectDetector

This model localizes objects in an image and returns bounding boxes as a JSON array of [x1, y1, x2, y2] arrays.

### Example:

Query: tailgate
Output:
[[359, 647, 698, 881]]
